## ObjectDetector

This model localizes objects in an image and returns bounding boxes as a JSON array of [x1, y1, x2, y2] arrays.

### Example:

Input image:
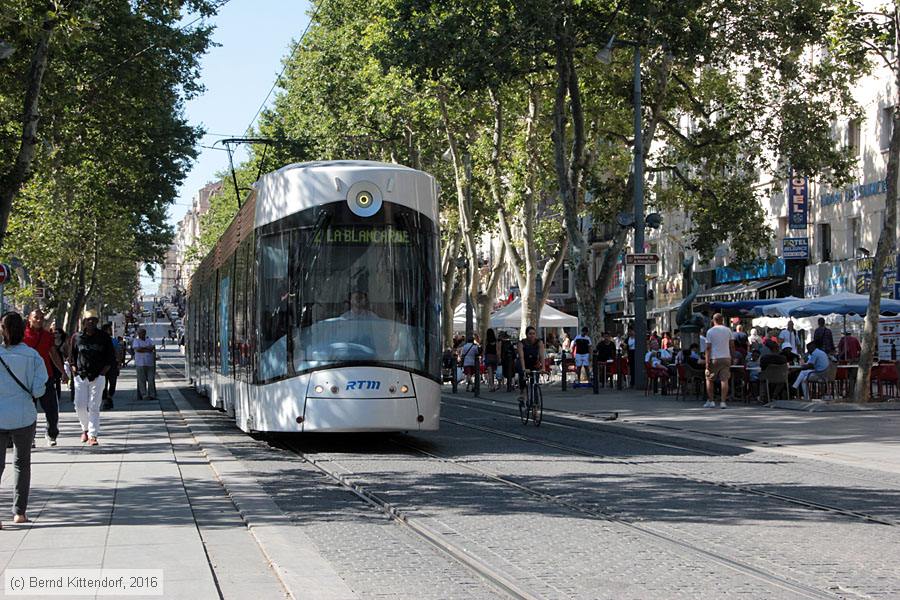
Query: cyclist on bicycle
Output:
[[517, 326, 546, 402]]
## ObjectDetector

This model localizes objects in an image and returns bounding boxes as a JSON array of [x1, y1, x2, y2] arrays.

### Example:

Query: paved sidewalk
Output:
[[0, 364, 289, 599], [443, 381, 900, 474]]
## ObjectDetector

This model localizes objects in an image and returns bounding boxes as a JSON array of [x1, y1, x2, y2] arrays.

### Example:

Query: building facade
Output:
[[158, 181, 221, 301]]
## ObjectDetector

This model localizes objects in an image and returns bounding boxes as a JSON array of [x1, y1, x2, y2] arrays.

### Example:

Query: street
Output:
[[159, 351, 900, 599]]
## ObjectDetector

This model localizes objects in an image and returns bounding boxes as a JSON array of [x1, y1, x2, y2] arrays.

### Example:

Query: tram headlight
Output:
[[400, 385, 409, 394], [314, 385, 324, 394], [355, 191, 373, 209]]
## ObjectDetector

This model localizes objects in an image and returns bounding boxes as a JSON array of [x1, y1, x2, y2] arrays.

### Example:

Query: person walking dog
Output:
[[0, 312, 48, 527], [67, 310, 115, 446]]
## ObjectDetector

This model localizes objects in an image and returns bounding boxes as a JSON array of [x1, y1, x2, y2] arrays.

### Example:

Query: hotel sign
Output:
[[788, 171, 808, 230], [782, 237, 809, 260]]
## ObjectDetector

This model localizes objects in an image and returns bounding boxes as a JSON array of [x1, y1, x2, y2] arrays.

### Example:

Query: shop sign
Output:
[[716, 258, 785, 284], [821, 178, 888, 207], [782, 237, 809, 260], [855, 256, 897, 298], [788, 171, 808, 229], [878, 316, 900, 361]]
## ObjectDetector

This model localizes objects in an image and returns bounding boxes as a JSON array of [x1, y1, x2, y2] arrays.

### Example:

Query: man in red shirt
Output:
[[837, 332, 862, 362], [23, 309, 67, 446]]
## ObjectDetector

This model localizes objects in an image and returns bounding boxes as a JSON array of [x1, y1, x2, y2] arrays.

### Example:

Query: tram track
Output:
[[273, 437, 539, 600], [160, 361, 891, 597], [386, 436, 846, 600], [276, 435, 841, 600], [443, 394, 900, 507]]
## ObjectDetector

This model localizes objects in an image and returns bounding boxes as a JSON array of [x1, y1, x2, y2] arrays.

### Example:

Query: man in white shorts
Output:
[[572, 327, 592, 383], [705, 313, 735, 408]]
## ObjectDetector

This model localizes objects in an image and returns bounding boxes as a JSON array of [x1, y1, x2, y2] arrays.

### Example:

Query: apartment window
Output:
[[849, 217, 861, 258], [882, 106, 895, 152], [819, 223, 832, 262], [848, 118, 862, 157]]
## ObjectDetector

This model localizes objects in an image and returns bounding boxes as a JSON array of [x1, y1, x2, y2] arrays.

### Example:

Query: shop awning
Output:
[[696, 278, 789, 301]]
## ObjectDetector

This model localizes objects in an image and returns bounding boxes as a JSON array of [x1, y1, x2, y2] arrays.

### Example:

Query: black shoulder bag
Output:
[[0, 351, 37, 401]]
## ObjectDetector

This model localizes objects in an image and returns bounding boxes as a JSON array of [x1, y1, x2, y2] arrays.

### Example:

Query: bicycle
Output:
[[518, 369, 543, 426]]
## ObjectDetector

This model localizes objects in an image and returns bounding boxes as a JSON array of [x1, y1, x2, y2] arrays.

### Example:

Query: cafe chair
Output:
[[808, 361, 839, 401], [760, 363, 790, 403]]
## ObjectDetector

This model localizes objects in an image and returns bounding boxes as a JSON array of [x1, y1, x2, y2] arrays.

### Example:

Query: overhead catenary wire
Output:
[[244, 0, 326, 133]]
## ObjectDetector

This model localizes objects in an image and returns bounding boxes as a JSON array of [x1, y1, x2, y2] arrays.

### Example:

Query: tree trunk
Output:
[[440, 230, 462, 347], [475, 241, 506, 342], [0, 18, 55, 253], [65, 260, 86, 336], [552, 15, 597, 342], [856, 11, 900, 402]]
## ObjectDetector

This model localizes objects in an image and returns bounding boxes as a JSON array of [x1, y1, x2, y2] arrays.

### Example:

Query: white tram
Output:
[[185, 161, 442, 433]]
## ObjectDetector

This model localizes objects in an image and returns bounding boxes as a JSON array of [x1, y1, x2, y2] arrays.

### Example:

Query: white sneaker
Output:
[[703, 400, 715, 408], [720, 402, 728, 409]]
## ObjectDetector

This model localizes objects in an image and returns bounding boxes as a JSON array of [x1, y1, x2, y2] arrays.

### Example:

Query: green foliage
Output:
[[0, 0, 215, 317]]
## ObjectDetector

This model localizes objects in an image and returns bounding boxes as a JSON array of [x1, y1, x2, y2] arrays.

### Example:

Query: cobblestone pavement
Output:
[[170, 365, 900, 599], [170, 384, 503, 600]]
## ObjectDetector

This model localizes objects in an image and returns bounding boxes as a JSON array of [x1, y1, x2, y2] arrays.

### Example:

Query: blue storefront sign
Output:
[[821, 178, 888, 207], [782, 237, 809, 260], [788, 170, 808, 230], [716, 258, 786, 284]]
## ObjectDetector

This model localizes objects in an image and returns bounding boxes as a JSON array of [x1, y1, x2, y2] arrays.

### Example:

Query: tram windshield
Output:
[[257, 202, 441, 381]]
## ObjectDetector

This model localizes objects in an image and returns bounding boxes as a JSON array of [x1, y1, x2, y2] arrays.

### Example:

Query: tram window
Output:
[[289, 213, 439, 377], [259, 233, 290, 381]]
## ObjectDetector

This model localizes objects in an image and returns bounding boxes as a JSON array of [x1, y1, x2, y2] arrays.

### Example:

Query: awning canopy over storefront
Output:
[[752, 292, 900, 317], [696, 278, 789, 302], [704, 297, 801, 314]]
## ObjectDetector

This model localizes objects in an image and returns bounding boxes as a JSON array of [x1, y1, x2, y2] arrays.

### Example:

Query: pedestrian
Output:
[[813, 318, 836, 356], [100, 324, 120, 410], [459, 336, 479, 392], [732, 324, 749, 359], [51, 328, 68, 406], [67, 310, 116, 446], [132, 327, 158, 401], [499, 331, 517, 392], [661, 331, 673, 350], [483, 328, 500, 392], [561, 331, 571, 354], [778, 321, 800, 354], [572, 327, 592, 383], [0, 311, 48, 526], [23, 309, 66, 447], [704, 313, 734, 408], [837, 331, 861, 362], [627, 328, 636, 387]]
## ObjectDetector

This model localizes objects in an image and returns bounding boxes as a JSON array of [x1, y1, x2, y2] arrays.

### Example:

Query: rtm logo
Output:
[[346, 380, 381, 391]]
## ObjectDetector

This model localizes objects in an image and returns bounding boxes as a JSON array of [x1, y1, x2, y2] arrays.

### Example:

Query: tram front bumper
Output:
[[301, 396, 426, 432]]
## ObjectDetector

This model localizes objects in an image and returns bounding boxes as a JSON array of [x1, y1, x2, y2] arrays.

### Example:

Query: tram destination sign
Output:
[[314, 226, 410, 245], [625, 253, 659, 266]]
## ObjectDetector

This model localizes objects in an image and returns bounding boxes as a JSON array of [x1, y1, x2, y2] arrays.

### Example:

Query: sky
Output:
[[140, 0, 312, 294]]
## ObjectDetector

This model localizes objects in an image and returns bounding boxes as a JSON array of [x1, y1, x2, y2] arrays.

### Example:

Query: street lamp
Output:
[[599, 34, 649, 389]]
